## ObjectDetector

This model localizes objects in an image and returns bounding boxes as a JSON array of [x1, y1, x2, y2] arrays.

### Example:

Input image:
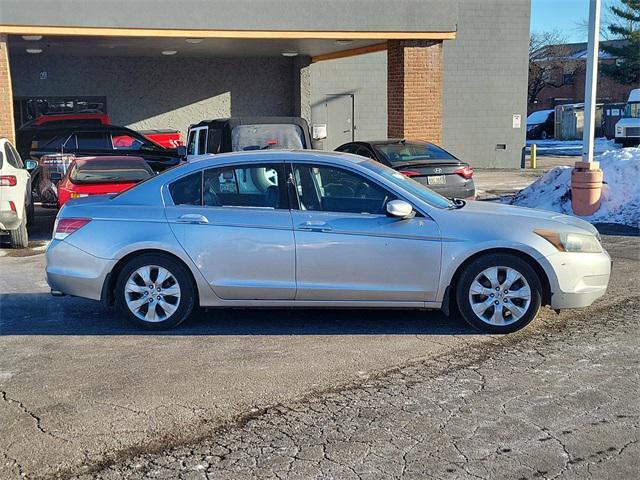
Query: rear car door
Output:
[[290, 162, 441, 302], [0, 143, 30, 225], [164, 162, 296, 300]]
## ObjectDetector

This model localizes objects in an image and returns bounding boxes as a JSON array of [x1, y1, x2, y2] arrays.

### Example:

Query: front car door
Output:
[[289, 161, 442, 302], [164, 161, 296, 300], [186, 127, 208, 161]]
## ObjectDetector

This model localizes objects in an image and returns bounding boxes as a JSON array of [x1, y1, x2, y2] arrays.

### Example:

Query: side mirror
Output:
[[386, 199, 414, 218], [175, 145, 187, 157], [24, 160, 38, 171]]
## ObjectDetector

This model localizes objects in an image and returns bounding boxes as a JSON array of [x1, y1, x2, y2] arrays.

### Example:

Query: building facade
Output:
[[0, 0, 531, 168]]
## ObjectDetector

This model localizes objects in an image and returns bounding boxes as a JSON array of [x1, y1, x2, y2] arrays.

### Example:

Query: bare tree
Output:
[[528, 30, 576, 105]]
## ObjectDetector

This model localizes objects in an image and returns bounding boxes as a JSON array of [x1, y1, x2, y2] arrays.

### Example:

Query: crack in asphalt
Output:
[[1, 390, 69, 443]]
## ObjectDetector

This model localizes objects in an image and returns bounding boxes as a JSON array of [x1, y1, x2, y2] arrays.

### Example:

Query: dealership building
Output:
[[0, 0, 530, 167]]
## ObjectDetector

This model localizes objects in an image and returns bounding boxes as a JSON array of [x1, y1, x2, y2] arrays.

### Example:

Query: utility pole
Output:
[[571, 0, 603, 216]]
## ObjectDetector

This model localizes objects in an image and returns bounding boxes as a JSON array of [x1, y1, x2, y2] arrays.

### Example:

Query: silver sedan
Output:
[[46, 150, 611, 333]]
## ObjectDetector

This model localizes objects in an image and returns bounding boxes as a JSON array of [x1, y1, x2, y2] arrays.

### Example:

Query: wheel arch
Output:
[[101, 249, 201, 307], [446, 248, 552, 309]]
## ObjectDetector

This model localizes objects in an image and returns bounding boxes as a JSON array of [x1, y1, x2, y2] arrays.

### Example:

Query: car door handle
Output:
[[177, 214, 209, 224], [298, 221, 332, 232]]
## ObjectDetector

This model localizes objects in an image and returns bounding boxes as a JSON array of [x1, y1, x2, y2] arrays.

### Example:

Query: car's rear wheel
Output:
[[115, 254, 195, 330], [9, 212, 29, 249], [456, 254, 542, 333]]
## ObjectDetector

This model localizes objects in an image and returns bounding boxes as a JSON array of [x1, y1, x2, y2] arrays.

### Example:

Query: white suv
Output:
[[0, 138, 34, 248]]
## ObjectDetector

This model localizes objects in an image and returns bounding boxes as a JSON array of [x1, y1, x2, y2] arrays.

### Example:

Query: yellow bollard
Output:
[[530, 144, 537, 169]]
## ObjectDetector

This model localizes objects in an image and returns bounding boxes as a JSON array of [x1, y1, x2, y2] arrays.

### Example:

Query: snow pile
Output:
[[526, 138, 620, 156], [510, 147, 640, 226]]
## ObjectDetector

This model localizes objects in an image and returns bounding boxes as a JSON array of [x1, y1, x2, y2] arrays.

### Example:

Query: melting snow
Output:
[[510, 148, 640, 227]]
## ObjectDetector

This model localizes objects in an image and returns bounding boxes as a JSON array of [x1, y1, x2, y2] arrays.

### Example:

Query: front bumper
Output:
[[46, 239, 116, 301], [543, 249, 611, 309]]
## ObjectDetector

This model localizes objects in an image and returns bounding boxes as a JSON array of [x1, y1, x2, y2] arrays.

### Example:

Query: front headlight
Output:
[[616, 126, 624, 136], [534, 229, 602, 253]]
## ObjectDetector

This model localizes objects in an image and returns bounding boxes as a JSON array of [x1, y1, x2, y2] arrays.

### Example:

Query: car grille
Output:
[[625, 127, 640, 137]]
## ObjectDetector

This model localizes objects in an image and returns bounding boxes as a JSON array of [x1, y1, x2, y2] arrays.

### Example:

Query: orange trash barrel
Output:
[[571, 161, 603, 216]]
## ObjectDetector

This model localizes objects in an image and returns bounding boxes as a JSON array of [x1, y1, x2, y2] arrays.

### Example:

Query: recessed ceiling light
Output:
[[161, 50, 178, 56], [22, 35, 43, 41], [281, 52, 298, 57], [335, 40, 354, 45], [26, 48, 43, 54], [185, 38, 204, 44]]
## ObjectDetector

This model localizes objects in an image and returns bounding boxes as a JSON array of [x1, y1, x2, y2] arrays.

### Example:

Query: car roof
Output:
[[189, 149, 367, 166], [190, 116, 309, 129], [74, 155, 146, 162], [25, 124, 139, 134]]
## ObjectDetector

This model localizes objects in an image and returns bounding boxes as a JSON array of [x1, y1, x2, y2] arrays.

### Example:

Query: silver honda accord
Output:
[[46, 150, 611, 333]]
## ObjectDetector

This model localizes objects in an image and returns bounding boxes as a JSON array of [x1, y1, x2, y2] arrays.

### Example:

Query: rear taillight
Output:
[[54, 217, 91, 240], [454, 165, 474, 179], [399, 170, 420, 177], [0, 175, 17, 186]]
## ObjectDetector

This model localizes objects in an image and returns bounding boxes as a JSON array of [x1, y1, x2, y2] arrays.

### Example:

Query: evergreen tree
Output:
[[601, 0, 640, 85]]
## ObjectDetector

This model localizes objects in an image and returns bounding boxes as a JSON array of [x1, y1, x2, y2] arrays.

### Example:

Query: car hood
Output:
[[449, 200, 598, 235], [616, 117, 640, 128]]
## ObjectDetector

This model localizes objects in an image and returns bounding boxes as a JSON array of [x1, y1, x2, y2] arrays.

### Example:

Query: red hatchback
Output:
[[57, 156, 154, 208]]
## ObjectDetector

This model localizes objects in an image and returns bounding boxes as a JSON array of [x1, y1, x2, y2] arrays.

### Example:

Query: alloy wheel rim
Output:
[[125, 265, 181, 322], [468, 266, 531, 326]]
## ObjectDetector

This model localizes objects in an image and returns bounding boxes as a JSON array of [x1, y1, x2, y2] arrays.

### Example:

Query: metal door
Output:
[[325, 94, 354, 150]]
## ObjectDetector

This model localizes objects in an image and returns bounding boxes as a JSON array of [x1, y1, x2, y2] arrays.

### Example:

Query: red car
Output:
[[57, 156, 155, 208]]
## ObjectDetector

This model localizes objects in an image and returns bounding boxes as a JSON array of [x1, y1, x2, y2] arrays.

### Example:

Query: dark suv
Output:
[[19, 124, 185, 205]]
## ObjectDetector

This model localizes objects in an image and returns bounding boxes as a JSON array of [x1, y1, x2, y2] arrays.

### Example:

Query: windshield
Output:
[[527, 110, 553, 125], [70, 158, 154, 184], [231, 124, 305, 151], [361, 160, 454, 209], [375, 142, 456, 165], [624, 102, 640, 119]]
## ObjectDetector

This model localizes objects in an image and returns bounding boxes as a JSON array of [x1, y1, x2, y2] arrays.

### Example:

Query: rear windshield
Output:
[[231, 124, 305, 151], [375, 143, 456, 165], [527, 110, 553, 124], [70, 158, 154, 184]]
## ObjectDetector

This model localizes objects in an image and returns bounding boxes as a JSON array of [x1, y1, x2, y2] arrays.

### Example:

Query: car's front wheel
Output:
[[456, 253, 542, 333], [115, 254, 195, 330]]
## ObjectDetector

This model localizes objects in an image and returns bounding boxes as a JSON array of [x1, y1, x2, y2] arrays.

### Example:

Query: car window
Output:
[[292, 164, 394, 215], [73, 133, 112, 150], [112, 133, 146, 150], [9, 145, 24, 168], [169, 172, 203, 206], [70, 158, 154, 184], [336, 144, 357, 154], [4, 144, 22, 168], [207, 129, 223, 154], [354, 146, 374, 159], [375, 142, 456, 165], [203, 164, 284, 209], [231, 124, 305, 151], [37, 133, 69, 150], [186, 130, 197, 156], [197, 129, 208, 155]]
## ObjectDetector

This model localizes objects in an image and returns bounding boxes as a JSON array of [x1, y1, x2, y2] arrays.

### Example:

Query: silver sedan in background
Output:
[[46, 150, 611, 333]]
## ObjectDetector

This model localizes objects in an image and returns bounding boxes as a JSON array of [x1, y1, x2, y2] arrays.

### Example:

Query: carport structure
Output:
[[0, 0, 457, 147]]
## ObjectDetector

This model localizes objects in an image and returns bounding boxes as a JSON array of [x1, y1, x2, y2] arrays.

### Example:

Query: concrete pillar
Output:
[[0, 34, 16, 144], [387, 40, 443, 143], [293, 55, 312, 123]]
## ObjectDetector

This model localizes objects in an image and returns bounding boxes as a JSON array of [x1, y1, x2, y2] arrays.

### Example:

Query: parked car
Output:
[[526, 109, 555, 140], [0, 138, 36, 248], [614, 88, 640, 147], [186, 117, 312, 161], [336, 140, 475, 200], [57, 156, 155, 208], [46, 150, 610, 334], [23, 124, 185, 205], [19, 113, 184, 150]]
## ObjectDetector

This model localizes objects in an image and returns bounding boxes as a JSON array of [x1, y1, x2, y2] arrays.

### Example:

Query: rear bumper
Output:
[[0, 208, 21, 231], [45, 239, 116, 301], [543, 249, 611, 309], [428, 180, 476, 199]]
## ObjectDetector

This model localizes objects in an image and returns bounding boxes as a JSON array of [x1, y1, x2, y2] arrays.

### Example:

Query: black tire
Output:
[[540, 130, 548, 140], [9, 213, 29, 249], [115, 254, 196, 330], [455, 253, 542, 334]]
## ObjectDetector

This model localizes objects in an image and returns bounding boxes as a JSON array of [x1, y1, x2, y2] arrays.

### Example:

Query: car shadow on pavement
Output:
[[0, 293, 479, 336]]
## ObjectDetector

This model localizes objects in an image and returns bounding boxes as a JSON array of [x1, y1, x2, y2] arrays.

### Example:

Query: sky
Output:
[[531, 0, 618, 43]]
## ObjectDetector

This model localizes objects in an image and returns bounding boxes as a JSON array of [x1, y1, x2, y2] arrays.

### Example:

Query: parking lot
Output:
[[1, 165, 638, 478]]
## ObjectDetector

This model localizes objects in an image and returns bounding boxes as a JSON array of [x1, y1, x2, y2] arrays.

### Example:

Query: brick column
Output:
[[0, 34, 15, 144], [387, 40, 443, 143]]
